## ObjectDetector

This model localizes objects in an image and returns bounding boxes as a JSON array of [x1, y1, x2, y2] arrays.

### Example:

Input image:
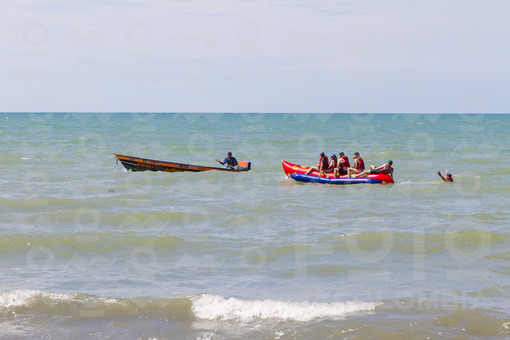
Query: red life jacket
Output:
[[328, 158, 337, 170], [356, 157, 365, 171], [379, 164, 393, 175], [340, 156, 350, 169], [320, 156, 328, 169]]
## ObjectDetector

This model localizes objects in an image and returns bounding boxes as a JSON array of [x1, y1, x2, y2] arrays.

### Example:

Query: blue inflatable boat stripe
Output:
[[290, 173, 383, 185]]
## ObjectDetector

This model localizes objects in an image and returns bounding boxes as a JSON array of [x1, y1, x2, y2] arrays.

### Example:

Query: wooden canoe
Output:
[[114, 154, 251, 172]]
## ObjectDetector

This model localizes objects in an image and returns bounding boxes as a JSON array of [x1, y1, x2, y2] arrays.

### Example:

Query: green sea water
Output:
[[0, 113, 509, 338]]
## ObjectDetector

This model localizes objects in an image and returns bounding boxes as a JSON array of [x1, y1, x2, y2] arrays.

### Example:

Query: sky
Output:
[[1, 0, 509, 113]]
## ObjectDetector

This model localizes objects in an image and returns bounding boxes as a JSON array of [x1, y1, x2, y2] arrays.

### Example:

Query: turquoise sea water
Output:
[[1, 113, 509, 338]]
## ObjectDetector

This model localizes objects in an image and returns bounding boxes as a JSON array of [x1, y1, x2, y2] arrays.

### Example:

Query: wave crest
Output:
[[191, 294, 380, 322]]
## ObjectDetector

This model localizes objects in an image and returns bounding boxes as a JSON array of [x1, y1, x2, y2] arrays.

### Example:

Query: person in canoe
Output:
[[305, 152, 329, 176], [347, 152, 365, 178], [216, 152, 238, 169], [437, 170, 454, 182], [355, 160, 394, 178], [334, 151, 350, 178]]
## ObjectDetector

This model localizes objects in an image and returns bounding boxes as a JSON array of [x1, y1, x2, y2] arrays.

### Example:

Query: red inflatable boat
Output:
[[282, 160, 394, 184]]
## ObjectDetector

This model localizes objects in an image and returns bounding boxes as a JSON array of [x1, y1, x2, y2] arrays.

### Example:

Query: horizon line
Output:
[[1, 112, 508, 115]]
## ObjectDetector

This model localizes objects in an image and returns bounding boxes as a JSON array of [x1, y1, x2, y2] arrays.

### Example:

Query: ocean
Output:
[[0, 113, 509, 339]]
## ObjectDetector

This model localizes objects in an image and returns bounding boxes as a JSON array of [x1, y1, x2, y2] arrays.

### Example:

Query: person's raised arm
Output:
[[437, 170, 447, 182]]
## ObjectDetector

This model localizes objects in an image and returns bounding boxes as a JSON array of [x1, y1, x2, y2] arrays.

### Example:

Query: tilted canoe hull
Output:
[[114, 154, 251, 172]]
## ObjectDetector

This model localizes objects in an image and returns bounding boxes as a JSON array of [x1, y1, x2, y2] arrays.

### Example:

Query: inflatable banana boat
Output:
[[282, 160, 394, 185]]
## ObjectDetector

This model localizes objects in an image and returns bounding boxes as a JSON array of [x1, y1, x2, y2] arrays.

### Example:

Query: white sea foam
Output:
[[0, 290, 77, 309], [191, 294, 380, 322]]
